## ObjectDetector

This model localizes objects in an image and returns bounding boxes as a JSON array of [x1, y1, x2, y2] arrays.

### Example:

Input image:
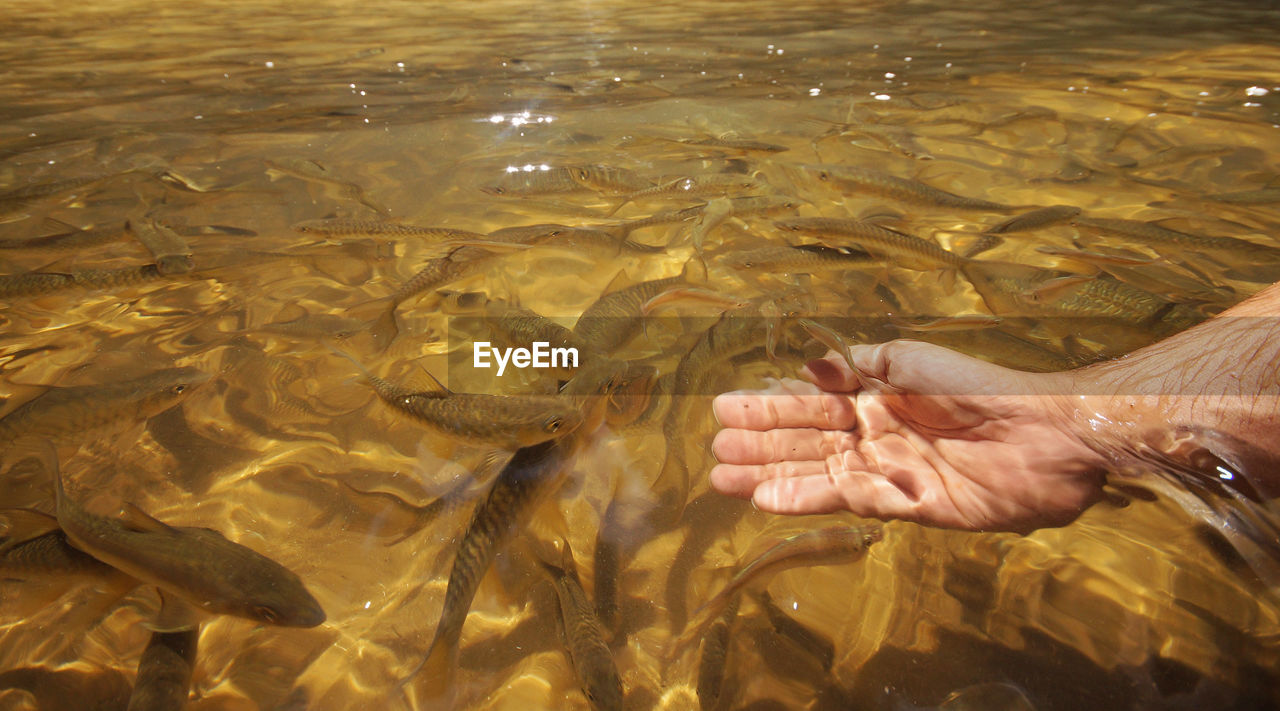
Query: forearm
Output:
[[1062, 281, 1280, 491]]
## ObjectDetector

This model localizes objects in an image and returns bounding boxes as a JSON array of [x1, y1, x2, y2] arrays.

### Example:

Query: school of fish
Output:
[[2, 1, 1280, 709]]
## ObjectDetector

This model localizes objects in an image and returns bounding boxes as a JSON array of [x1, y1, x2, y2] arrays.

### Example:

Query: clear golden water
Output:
[[2, 0, 1279, 709]]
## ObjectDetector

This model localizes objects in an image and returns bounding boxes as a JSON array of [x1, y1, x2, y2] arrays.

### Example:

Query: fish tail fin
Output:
[[369, 306, 400, 351], [403, 637, 458, 710], [650, 450, 690, 529], [680, 255, 709, 285], [937, 266, 960, 295]]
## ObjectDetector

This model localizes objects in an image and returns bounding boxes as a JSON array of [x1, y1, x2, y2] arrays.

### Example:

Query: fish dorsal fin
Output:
[[117, 503, 176, 534], [149, 589, 203, 633], [678, 256, 707, 285], [38, 216, 81, 234], [952, 232, 1004, 259], [272, 302, 308, 323], [34, 256, 77, 274], [404, 364, 450, 397], [601, 269, 634, 295], [473, 449, 512, 482], [855, 205, 906, 224]]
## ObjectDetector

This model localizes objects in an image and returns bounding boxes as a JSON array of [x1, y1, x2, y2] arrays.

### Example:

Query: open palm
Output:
[[710, 340, 1108, 532]]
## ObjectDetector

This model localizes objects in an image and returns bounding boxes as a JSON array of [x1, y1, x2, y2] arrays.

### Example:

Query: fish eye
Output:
[[251, 605, 280, 623], [491, 186, 505, 194], [817, 171, 830, 181], [545, 416, 563, 433], [171, 384, 187, 394]]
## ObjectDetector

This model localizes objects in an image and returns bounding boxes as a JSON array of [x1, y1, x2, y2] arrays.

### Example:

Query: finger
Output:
[[708, 460, 833, 499], [712, 427, 860, 466], [712, 379, 857, 431], [752, 471, 919, 520]]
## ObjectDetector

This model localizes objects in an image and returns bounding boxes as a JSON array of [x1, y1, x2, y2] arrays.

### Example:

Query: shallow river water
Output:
[[1, 1, 1279, 709]]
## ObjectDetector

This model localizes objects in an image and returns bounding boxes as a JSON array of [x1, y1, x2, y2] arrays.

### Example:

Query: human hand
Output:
[[709, 340, 1109, 532]]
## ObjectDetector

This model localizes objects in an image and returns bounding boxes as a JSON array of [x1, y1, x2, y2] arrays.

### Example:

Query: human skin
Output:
[[709, 281, 1280, 533]]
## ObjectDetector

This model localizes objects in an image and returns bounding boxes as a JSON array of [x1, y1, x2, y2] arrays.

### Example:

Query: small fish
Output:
[[1035, 246, 1233, 304], [331, 350, 584, 449], [406, 437, 581, 709], [258, 311, 365, 342], [806, 118, 933, 160], [0, 367, 209, 447], [1025, 274, 1170, 323], [610, 174, 764, 215], [1034, 244, 1159, 267], [386, 244, 514, 307], [0, 222, 128, 252], [600, 195, 797, 240], [984, 205, 1081, 234], [368, 243, 528, 345], [0, 174, 113, 220], [481, 166, 585, 196], [265, 158, 390, 216], [126, 628, 199, 711], [0, 263, 174, 300], [292, 218, 485, 240], [1074, 216, 1280, 259], [574, 259, 707, 352], [569, 165, 653, 194], [487, 223, 662, 255], [961, 259, 1071, 316], [1204, 187, 1280, 205], [51, 456, 325, 628], [673, 526, 882, 656], [753, 590, 835, 672], [801, 165, 1012, 210], [564, 358, 658, 430], [676, 135, 788, 153], [127, 218, 193, 275], [1133, 144, 1234, 170], [484, 300, 587, 361], [592, 501, 625, 636], [696, 595, 740, 711], [720, 243, 876, 272], [775, 217, 968, 270], [540, 545, 624, 711], [604, 204, 704, 236]]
